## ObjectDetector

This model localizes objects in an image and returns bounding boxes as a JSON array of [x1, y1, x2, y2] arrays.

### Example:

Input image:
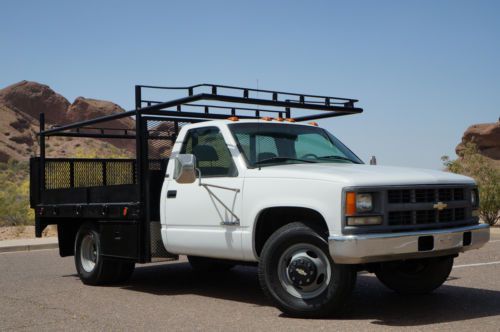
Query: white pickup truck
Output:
[[31, 84, 490, 318]]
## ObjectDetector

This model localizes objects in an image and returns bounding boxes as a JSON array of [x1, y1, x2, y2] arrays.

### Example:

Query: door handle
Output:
[[167, 190, 177, 198]]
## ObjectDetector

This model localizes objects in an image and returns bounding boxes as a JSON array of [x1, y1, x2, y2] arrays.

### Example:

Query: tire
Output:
[[74, 223, 120, 285], [258, 222, 357, 318], [375, 256, 454, 294], [187, 256, 235, 272]]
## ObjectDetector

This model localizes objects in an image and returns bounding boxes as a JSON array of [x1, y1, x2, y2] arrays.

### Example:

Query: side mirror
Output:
[[173, 154, 197, 184]]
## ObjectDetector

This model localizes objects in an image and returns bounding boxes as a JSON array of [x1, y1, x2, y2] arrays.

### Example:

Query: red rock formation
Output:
[[456, 122, 500, 161], [0, 81, 70, 123], [0, 81, 135, 161], [66, 97, 133, 127], [66, 97, 136, 152]]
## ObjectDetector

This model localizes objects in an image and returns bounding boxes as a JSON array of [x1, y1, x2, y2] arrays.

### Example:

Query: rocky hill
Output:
[[0, 81, 134, 162], [456, 121, 500, 167]]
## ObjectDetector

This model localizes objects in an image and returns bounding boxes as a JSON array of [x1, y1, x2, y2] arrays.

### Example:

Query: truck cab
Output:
[[30, 84, 490, 318]]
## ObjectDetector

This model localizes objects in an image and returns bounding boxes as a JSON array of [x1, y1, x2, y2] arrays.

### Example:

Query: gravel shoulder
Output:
[[0, 225, 57, 241]]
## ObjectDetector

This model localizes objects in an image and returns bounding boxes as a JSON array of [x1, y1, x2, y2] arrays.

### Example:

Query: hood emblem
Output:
[[433, 202, 448, 210]]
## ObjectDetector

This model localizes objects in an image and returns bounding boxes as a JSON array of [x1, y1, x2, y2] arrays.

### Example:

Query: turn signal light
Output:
[[346, 192, 356, 216], [227, 116, 239, 121]]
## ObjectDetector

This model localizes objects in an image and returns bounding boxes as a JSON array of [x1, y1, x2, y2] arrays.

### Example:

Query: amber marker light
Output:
[[275, 117, 284, 122], [227, 116, 239, 121], [345, 192, 356, 216], [285, 118, 296, 122], [261, 117, 273, 121], [308, 121, 319, 126]]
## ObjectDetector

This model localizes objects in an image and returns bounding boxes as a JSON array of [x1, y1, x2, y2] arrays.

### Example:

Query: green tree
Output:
[[442, 142, 500, 225], [0, 160, 34, 226]]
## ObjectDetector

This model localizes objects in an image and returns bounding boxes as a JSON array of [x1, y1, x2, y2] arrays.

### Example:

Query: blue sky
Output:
[[1, 0, 499, 169]]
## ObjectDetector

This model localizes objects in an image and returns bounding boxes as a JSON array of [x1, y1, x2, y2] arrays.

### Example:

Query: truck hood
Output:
[[245, 163, 475, 186]]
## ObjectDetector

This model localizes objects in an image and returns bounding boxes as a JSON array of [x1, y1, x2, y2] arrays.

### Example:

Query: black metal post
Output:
[[135, 85, 142, 110], [135, 111, 151, 262], [39, 113, 45, 200], [35, 113, 46, 238]]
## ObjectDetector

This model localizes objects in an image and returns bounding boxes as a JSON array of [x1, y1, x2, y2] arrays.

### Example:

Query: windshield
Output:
[[229, 123, 363, 167]]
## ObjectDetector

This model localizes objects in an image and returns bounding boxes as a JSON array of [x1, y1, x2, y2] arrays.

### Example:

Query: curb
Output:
[[490, 226, 500, 234], [0, 241, 58, 254]]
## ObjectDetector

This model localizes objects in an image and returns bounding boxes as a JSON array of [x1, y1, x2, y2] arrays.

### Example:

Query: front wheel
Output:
[[258, 222, 357, 318], [375, 256, 454, 294]]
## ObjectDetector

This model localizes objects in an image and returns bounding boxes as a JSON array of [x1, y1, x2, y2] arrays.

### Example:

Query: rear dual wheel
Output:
[[75, 223, 135, 285], [258, 222, 357, 318]]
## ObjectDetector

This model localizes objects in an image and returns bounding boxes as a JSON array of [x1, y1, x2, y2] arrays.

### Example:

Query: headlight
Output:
[[346, 192, 374, 215], [356, 193, 373, 212], [471, 188, 479, 208]]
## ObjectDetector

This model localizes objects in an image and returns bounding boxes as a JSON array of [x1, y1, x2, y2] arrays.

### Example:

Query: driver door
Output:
[[162, 126, 244, 260]]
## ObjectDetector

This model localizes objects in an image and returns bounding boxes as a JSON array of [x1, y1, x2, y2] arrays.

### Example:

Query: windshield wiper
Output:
[[254, 157, 316, 165], [317, 155, 361, 164]]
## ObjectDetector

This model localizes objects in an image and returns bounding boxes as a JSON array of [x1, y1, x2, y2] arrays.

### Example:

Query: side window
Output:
[[181, 127, 237, 177]]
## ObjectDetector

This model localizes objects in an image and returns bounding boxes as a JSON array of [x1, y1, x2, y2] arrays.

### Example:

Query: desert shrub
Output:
[[442, 142, 500, 225], [72, 143, 132, 159], [0, 160, 34, 226]]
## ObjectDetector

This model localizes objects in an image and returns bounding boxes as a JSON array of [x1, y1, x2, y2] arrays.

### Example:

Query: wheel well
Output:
[[57, 220, 86, 257], [254, 207, 329, 257]]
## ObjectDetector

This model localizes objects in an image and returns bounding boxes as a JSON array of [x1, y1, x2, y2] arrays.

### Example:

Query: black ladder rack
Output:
[[41, 83, 363, 137], [135, 83, 362, 122]]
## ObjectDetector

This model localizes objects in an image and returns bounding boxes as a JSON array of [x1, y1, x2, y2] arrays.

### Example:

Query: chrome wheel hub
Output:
[[278, 243, 331, 299], [288, 257, 317, 287], [80, 233, 97, 273]]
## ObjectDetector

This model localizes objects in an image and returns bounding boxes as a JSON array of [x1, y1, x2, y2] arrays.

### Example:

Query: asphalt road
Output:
[[1, 232, 499, 331]]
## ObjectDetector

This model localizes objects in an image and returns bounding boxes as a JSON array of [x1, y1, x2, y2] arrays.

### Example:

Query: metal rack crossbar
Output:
[[41, 83, 363, 138]]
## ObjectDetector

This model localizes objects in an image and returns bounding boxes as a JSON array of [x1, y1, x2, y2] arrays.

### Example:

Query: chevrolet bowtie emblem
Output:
[[433, 202, 448, 210]]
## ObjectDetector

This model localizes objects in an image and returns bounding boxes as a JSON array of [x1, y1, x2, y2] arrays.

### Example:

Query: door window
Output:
[[181, 127, 237, 177]]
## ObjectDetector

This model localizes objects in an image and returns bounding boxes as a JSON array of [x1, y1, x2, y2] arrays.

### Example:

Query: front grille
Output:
[[389, 207, 467, 226], [385, 186, 471, 231], [438, 188, 453, 201], [388, 211, 412, 225], [343, 185, 475, 235], [416, 210, 435, 224], [455, 207, 465, 220], [389, 188, 466, 204], [438, 209, 453, 222], [415, 189, 435, 203], [454, 188, 465, 200], [388, 190, 411, 203]]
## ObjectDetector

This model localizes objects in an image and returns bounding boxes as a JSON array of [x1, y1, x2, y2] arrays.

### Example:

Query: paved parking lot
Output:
[[1, 231, 499, 331]]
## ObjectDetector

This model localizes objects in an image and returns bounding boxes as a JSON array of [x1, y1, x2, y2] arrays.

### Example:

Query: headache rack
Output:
[[31, 83, 362, 263]]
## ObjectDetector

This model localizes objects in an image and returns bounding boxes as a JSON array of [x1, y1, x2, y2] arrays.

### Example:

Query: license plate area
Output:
[[418, 236, 434, 251]]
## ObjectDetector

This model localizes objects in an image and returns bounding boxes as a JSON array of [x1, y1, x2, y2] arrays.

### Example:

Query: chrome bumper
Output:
[[329, 224, 490, 264]]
